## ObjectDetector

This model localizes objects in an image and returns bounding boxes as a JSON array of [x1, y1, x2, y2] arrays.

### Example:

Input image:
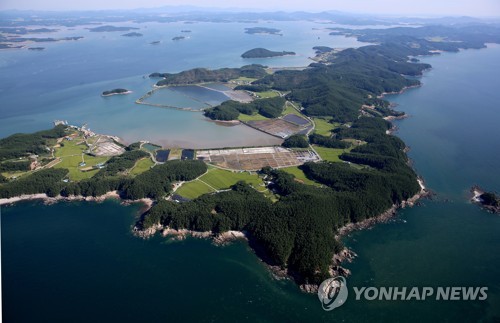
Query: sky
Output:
[[1, 0, 499, 17]]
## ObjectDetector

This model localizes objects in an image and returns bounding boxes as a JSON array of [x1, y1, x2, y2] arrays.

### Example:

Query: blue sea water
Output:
[[0, 21, 365, 148], [1, 23, 500, 322]]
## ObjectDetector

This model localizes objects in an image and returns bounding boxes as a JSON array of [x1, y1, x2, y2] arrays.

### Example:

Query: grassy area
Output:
[[256, 91, 279, 99], [53, 137, 109, 181], [130, 158, 155, 176], [282, 103, 304, 117], [1, 170, 29, 180], [312, 118, 340, 137], [175, 180, 215, 199], [282, 166, 321, 186], [314, 146, 348, 162], [53, 154, 109, 181], [54, 138, 87, 157], [342, 138, 367, 146], [231, 77, 258, 84], [238, 113, 269, 122], [202, 168, 264, 190], [176, 167, 266, 199]]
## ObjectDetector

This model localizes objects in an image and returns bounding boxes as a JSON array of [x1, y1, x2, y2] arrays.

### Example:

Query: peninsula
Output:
[[2, 23, 500, 293], [241, 48, 295, 58]]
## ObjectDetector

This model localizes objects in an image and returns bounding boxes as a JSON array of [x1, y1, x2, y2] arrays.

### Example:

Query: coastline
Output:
[[377, 84, 422, 99], [299, 178, 430, 293], [0, 191, 153, 210]]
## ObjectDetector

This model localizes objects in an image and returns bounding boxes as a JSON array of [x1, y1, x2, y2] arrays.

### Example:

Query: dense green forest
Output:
[[0, 160, 31, 172], [308, 133, 350, 149], [151, 64, 267, 86], [138, 111, 420, 284], [282, 134, 309, 148], [204, 97, 286, 120], [0, 125, 67, 161]]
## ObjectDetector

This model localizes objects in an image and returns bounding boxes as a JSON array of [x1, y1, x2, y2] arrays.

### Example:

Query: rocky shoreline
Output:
[[299, 178, 430, 293], [132, 177, 430, 294], [133, 223, 248, 246], [470, 185, 500, 214], [0, 191, 153, 210]]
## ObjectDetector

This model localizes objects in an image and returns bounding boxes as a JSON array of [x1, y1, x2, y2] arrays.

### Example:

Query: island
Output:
[[244, 27, 282, 35], [241, 48, 295, 58], [172, 36, 186, 41], [101, 88, 132, 96], [122, 32, 143, 37], [471, 186, 500, 214], [181, 30, 192, 33], [87, 25, 140, 32], [28, 47, 45, 51], [150, 41, 160, 45]]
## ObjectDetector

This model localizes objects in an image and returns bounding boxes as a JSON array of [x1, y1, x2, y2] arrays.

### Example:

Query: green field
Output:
[[53, 154, 109, 181], [238, 113, 270, 122], [282, 103, 304, 117], [314, 146, 348, 162], [1, 170, 29, 180], [256, 91, 279, 99], [281, 166, 321, 186], [176, 167, 266, 199], [53, 137, 109, 181], [230, 77, 258, 84], [312, 118, 340, 136], [175, 180, 215, 199], [130, 158, 155, 176]]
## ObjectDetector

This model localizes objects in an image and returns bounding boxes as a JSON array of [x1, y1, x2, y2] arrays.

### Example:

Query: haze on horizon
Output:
[[1, 0, 500, 17]]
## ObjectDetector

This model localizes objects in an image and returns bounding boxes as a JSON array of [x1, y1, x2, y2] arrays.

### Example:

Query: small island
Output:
[[471, 186, 500, 214], [87, 25, 140, 32], [181, 30, 192, 33], [28, 47, 45, 51], [241, 48, 295, 58], [101, 88, 132, 97], [122, 32, 143, 37], [172, 36, 185, 41], [150, 41, 160, 45], [244, 27, 282, 35]]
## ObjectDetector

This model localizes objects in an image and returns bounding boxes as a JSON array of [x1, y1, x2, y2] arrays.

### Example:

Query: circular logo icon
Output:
[[318, 276, 348, 311]]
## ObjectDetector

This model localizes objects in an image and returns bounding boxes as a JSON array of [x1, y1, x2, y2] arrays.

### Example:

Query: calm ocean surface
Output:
[[0, 21, 365, 148], [2, 23, 500, 322]]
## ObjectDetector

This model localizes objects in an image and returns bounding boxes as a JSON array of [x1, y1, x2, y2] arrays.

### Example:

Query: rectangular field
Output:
[[281, 166, 322, 187], [175, 167, 266, 199], [246, 119, 302, 138], [197, 147, 319, 171], [282, 114, 310, 126]]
